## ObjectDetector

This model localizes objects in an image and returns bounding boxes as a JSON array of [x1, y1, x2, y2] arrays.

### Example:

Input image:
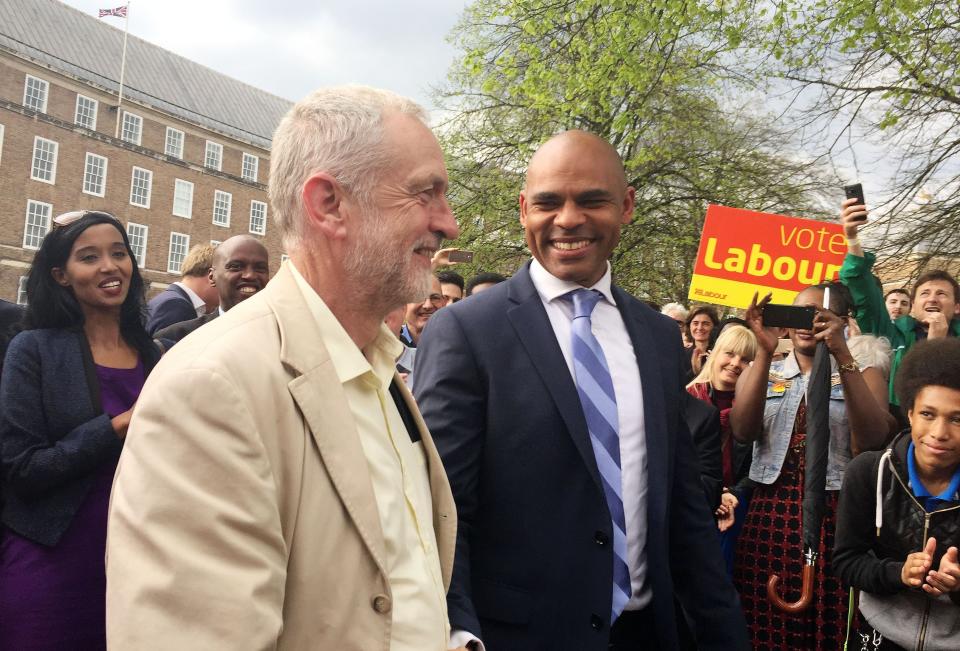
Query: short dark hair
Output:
[[684, 306, 719, 341], [24, 213, 154, 355], [894, 338, 960, 410], [884, 288, 910, 301], [911, 270, 960, 304], [437, 270, 464, 291], [466, 272, 507, 297]]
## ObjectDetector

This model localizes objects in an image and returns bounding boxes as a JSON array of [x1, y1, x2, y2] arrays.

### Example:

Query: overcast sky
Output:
[[61, 0, 469, 109]]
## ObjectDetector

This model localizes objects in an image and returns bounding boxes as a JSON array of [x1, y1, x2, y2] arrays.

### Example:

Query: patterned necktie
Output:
[[564, 288, 631, 622]]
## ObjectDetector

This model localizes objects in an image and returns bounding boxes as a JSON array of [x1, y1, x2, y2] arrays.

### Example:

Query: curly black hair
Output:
[[894, 338, 960, 410]]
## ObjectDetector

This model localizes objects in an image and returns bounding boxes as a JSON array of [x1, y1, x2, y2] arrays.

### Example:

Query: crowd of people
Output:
[[0, 84, 959, 651]]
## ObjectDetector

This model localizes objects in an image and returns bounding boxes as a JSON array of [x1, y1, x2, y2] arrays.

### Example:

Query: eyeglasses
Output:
[[427, 293, 448, 307], [52, 210, 118, 230]]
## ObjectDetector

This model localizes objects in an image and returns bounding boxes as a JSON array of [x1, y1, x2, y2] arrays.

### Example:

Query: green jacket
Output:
[[838, 252, 960, 405]]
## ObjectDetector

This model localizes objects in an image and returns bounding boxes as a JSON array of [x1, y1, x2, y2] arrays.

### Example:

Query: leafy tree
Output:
[[437, 0, 830, 301], [763, 0, 960, 269]]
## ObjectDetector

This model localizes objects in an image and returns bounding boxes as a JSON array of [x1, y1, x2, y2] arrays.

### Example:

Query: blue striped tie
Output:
[[564, 288, 631, 622]]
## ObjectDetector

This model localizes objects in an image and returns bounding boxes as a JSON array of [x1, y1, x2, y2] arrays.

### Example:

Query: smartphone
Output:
[[844, 183, 865, 206], [762, 304, 815, 330], [448, 250, 474, 263]]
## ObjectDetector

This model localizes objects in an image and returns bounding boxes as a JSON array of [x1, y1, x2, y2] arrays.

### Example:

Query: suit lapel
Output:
[[266, 267, 388, 573], [614, 287, 669, 528], [506, 265, 604, 492]]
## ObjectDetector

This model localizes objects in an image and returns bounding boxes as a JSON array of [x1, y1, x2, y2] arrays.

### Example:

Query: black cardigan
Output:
[[0, 328, 158, 546]]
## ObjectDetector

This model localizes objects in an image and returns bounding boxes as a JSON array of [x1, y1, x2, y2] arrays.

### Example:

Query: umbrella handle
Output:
[[766, 564, 815, 613]]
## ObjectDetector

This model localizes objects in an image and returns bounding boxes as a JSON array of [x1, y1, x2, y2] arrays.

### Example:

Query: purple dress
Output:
[[0, 361, 144, 650]]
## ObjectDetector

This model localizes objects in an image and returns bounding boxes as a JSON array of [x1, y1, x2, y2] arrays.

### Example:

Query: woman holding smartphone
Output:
[[0, 212, 161, 649], [730, 281, 896, 650]]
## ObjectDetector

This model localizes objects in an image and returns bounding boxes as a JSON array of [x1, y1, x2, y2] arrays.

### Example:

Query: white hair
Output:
[[661, 302, 689, 319], [268, 85, 428, 251]]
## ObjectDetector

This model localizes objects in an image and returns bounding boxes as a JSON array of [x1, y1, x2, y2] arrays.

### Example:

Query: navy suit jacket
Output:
[[412, 263, 748, 650], [145, 284, 198, 336]]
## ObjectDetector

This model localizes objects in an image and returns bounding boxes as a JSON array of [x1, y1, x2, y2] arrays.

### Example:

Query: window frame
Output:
[[30, 136, 58, 184], [249, 199, 267, 235], [74, 94, 99, 130], [172, 179, 194, 218], [126, 222, 149, 269], [82, 152, 108, 197], [212, 190, 232, 227], [165, 126, 184, 159], [204, 140, 223, 171], [129, 166, 153, 208], [121, 111, 143, 146], [17, 276, 29, 306], [241, 152, 259, 182], [167, 231, 190, 274], [22, 199, 52, 250], [23, 75, 49, 113]]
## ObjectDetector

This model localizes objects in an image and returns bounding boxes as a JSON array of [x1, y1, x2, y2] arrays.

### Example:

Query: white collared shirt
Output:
[[173, 281, 208, 318], [529, 259, 651, 611], [289, 263, 450, 650]]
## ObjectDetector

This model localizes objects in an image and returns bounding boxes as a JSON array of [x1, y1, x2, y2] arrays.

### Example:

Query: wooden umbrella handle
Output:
[[767, 564, 815, 613]]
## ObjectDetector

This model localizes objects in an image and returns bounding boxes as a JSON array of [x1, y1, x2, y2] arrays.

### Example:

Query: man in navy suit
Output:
[[145, 244, 219, 335], [413, 131, 748, 651]]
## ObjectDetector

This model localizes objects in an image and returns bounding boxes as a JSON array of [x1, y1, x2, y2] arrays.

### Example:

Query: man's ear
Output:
[[518, 191, 528, 229], [51, 267, 69, 287], [302, 172, 347, 240], [208, 268, 216, 287]]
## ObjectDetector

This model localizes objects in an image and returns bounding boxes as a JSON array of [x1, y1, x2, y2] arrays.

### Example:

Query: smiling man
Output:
[[413, 130, 748, 651], [839, 198, 960, 408], [154, 234, 270, 343], [107, 86, 462, 650]]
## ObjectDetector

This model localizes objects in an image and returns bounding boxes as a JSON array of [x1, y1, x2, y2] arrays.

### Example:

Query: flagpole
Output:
[[114, 3, 130, 138]]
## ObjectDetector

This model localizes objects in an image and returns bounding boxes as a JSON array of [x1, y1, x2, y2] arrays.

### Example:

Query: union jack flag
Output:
[[98, 6, 127, 18]]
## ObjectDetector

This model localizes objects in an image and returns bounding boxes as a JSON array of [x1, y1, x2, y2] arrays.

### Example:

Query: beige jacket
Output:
[[106, 265, 456, 650]]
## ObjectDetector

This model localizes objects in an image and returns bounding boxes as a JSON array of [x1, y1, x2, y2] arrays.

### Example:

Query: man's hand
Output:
[[919, 311, 951, 339], [111, 406, 135, 440], [715, 491, 738, 533], [902, 537, 936, 588], [744, 292, 779, 356], [924, 546, 960, 596], [839, 197, 867, 239]]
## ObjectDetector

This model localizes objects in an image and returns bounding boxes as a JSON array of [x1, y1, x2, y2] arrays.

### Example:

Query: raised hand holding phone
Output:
[[839, 184, 867, 257]]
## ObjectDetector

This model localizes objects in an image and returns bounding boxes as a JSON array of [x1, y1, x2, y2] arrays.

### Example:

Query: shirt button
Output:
[[590, 614, 604, 631], [372, 594, 392, 614], [594, 531, 609, 546]]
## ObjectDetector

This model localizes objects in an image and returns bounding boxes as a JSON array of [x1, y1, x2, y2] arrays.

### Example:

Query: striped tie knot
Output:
[[565, 288, 603, 319]]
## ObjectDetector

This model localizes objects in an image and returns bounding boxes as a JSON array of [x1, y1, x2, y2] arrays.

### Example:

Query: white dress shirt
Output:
[[173, 281, 208, 317], [529, 259, 651, 611]]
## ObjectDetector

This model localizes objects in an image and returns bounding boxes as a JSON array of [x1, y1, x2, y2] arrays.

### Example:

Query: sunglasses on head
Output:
[[52, 210, 119, 230]]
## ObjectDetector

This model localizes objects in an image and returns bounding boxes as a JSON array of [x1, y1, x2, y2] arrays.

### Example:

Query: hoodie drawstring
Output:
[[876, 449, 893, 536]]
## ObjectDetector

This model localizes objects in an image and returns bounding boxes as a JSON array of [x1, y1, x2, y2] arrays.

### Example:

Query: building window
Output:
[[210, 240, 222, 247], [23, 200, 52, 249], [23, 75, 48, 113], [212, 190, 232, 227], [165, 127, 184, 159], [241, 153, 259, 182], [82, 152, 108, 196], [17, 276, 29, 305], [130, 167, 152, 208], [204, 141, 223, 171], [75, 94, 98, 130], [31, 136, 58, 184], [168, 232, 190, 273], [121, 111, 143, 145], [249, 200, 267, 235], [126, 222, 148, 268], [172, 179, 194, 218]]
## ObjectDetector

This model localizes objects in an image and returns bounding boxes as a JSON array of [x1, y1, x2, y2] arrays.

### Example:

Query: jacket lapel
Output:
[[614, 288, 669, 528], [266, 266, 388, 573], [506, 265, 604, 492]]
